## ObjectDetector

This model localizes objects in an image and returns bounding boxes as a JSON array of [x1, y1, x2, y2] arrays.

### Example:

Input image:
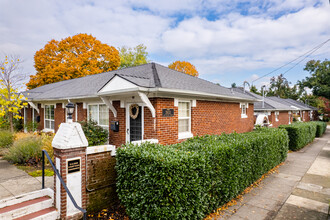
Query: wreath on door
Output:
[[129, 104, 139, 119]]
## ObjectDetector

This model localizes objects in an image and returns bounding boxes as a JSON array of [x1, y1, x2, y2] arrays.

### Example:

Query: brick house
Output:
[[234, 88, 317, 127], [267, 97, 317, 122], [22, 63, 259, 147]]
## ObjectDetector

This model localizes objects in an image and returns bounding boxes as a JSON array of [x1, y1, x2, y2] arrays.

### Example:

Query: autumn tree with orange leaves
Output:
[[27, 34, 121, 89], [168, 61, 198, 77]]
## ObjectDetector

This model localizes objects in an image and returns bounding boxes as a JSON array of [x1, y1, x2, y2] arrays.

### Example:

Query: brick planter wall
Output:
[[86, 146, 118, 213]]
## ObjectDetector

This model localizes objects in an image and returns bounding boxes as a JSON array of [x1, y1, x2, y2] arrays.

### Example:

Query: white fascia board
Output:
[[26, 95, 99, 102], [153, 88, 259, 102]]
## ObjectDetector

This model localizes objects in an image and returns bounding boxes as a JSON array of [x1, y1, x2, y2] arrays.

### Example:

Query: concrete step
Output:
[[13, 207, 58, 220], [0, 188, 58, 220]]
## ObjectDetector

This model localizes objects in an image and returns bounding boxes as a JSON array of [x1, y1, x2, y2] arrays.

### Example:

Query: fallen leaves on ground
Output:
[[204, 162, 284, 219], [87, 204, 129, 220]]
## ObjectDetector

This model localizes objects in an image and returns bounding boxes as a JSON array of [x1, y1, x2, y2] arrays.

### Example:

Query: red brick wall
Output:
[[54, 103, 65, 132], [302, 111, 310, 122], [270, 111, 291, 127], [76, 103, 87, 122], [155, 98, 179, 145], [86, 151, 118, 212], [108, 101, 126, 147], [192, 100, 254, 135], [143, 98, 158, 140], [26, 98, 256, 146]]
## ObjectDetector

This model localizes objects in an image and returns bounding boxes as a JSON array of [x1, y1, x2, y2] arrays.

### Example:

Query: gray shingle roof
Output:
[[267, 97, 314, 111], [23, 63, 258, 102], [233, 88, 296, 111]]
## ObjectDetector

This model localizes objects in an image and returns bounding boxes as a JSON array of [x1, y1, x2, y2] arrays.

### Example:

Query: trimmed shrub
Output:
[[4, 137, 42, 165], [0, 130, 14, 148], [116, 128, 288, 220], [279, 122, 317, 151], [311, 121, 327, 137], [79, 120, 109, 146]]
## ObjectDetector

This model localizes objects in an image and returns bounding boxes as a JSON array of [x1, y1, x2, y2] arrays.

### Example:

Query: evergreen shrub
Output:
[[311, 121, 327, 137], [79, 120, 109, 146], [279, 122, 317, 151], [116, 128, 289, 220]]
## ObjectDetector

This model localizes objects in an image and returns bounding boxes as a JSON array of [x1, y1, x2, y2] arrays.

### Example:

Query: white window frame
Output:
[[178, 100, 193, 140], [275, 111, 279, 122], [240, 102, 248, 118], [288, 111, 292, 124], [44, 104, 55, 132], [87, 103, 109, 130]]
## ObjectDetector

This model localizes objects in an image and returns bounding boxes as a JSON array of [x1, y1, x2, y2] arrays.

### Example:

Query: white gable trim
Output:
[[99, 75, 138, 94]]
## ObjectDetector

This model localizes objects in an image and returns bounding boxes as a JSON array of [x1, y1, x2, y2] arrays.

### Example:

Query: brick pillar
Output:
[[52, 122, 88, 219]]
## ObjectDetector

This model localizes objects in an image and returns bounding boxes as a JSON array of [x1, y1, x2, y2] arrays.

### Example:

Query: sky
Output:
[[0, 0, 329, 91]]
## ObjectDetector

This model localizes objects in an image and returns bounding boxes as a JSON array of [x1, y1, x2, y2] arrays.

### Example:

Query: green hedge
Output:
[[311, 121, 327, 137], [116, 128, 289, 220], [279, 122, 317, 151]]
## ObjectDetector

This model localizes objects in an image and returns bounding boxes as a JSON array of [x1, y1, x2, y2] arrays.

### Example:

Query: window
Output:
[[240, 103, 248, 118], [275, 111, 279, 121], [178, 101, 192, 139], [88, 104, 109, 129], [44, 105, 55, 131]]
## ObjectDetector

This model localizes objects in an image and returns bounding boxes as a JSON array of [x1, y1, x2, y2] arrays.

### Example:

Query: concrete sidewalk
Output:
[[216, 128, 330, 220], [0, 159, 54, 200]]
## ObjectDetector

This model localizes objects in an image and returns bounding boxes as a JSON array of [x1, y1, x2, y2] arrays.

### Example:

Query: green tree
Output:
[[250, 85, 261, 95], [119, 44, 149, 69], [0, 55, 27, 132], [231, 83, 237, 88], [27, 33, 120, 89], [298, 59, 330, 99], [266, 74, 302, 99]]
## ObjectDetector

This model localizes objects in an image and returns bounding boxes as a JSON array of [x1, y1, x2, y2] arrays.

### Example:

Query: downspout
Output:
[[262, 85, 266, 109]]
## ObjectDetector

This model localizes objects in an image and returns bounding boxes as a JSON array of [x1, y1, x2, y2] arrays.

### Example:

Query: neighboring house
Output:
[[22, 63, 259, 147], [267, 97, 316, 122], [234, 88, 295, 127]]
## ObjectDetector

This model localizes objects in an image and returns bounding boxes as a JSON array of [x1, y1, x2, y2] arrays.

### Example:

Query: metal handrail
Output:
[[42, 150, 87, 220]]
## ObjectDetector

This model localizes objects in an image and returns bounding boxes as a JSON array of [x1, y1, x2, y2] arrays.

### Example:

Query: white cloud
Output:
[[0, 0, 328, 89]]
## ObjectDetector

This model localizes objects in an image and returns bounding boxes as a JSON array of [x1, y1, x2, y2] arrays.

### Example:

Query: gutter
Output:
[[23, 87, 262, 103], [98, 87, 261, 103]]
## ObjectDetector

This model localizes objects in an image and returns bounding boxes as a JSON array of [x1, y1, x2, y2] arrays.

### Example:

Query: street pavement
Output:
[[216, 127, 330, 220], [0, 159, 54, 200]]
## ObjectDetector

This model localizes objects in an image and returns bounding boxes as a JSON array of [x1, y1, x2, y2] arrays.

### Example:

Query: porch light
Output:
[[66, 102, 75, 121]]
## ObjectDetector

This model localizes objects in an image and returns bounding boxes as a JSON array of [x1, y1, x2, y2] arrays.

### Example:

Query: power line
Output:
[[251, 38, 330, 84]]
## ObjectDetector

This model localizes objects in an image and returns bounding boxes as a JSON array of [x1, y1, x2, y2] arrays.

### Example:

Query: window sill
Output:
[[42, 128, 54, 133], [275, 119, 279, 122], [131, 139, 159, 146], [178, 132, 193, 140], [241, 114, 248, 118]]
